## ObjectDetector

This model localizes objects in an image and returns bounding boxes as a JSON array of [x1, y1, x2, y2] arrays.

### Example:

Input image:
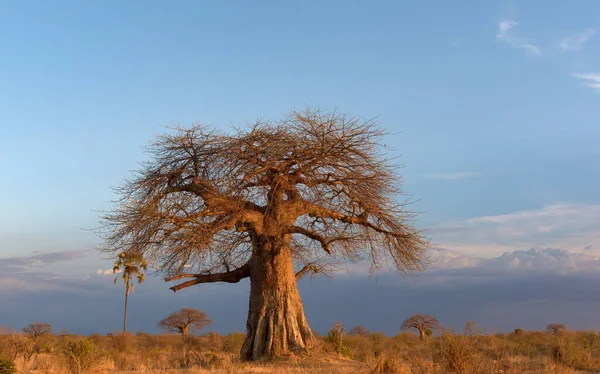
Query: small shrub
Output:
[[0, 359, 17, 374], [4, 333, 34, 361], [38, 342, 54, 353], [110, 332, 135, 353], [64, 338, 99, 374], [434, 322, 486, 373], [223, 332, 244, 354], [326, 322, 350, 356], [371, 353, 402, 374], [200, 352, 223, 368]]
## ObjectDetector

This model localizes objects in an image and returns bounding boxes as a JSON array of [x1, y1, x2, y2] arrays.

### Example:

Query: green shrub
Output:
[[64, 338, 99, 374], [327, 322, 350, 356], [0, 358, 17, 374], [38, 342, 54, 353]]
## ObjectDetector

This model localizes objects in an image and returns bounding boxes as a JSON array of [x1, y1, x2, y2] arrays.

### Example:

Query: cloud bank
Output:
[[0, 250, 88, 274], [428, 247, 600, 275], [430, 203, 600, 256], [2, 246, 600, 335]]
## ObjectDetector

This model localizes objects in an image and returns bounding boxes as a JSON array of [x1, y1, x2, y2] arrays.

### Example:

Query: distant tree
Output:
[[546, 323, 566, 335], [22, 323, 53, 340], [158, 308, 212, 337], [100, 108, 429, 360], [401, 314, 440, 339], [349, 326, 370, 337], [514, 328, 524, 336], [113, 252, 147, 333]]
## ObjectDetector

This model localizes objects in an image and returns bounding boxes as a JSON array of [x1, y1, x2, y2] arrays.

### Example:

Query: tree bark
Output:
[[240, 237, 313, 361]]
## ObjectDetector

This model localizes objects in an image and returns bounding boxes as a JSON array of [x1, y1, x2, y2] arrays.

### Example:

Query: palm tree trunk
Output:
[[123, 277, 129, 333]]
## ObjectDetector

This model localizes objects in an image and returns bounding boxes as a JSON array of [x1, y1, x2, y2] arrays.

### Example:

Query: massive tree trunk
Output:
[[240, 236, 313, 361]]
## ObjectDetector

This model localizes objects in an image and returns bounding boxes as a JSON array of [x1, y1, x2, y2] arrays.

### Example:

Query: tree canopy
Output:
[[101, 109, 428, 287]]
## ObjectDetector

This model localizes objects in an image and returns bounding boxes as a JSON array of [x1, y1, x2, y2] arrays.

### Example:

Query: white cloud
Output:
[[560, 29, 596, 51], [431, 203, 600, 257], [427, 248, 479, 269], [97, 269, 117, 276], [573, 73, 600, 94], [496, 20, 542, 57]]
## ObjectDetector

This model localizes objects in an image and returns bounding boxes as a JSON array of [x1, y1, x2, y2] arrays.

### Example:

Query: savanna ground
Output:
[[3, 323, 600, 373]]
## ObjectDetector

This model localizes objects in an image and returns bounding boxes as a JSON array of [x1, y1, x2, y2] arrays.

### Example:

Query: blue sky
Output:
[[1, 1, 600, 334]]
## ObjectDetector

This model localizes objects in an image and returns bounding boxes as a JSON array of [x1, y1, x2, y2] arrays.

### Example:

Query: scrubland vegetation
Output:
[[3, 322, 600, 373]]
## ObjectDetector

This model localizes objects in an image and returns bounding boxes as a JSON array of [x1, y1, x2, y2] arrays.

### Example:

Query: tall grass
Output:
[[1, 325, 600, 373]]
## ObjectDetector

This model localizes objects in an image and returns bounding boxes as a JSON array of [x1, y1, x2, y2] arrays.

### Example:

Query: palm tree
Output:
[[113, 252, 147, 333]]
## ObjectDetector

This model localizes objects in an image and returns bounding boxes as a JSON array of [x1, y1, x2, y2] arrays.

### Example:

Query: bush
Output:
[[326, 322, 351, 356], [434, 322, 486, 373], [3, 333, 34, 362], [223, 332, 244, 354], [371, 353, 402, 374], [200, 352, 223, 368], [0, 359, 17, 374], [64, 338, 99, 374]]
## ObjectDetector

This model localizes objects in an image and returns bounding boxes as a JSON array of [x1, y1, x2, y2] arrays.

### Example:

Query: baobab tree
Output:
[[349, 326, 371, 337], [401, 314, 440, 339], [158, 308, 212, 337], [546, 323, 566, 335], [100, 108, 428, 360], [22, 323, 53, 340], [158, 308, 212, 368], [113, 252, 147, 333]]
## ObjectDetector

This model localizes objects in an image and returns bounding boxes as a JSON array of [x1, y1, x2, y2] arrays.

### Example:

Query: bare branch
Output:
[[295, 263, 319, 280], [167, 261, 251, 292], [287, 226, 332, 254]]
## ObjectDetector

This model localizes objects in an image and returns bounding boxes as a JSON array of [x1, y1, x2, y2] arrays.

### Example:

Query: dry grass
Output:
[[3, 324, 600, 373]]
